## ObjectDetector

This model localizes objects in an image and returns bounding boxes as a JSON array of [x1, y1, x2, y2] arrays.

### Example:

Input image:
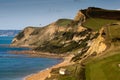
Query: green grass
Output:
[[83, 18, 118, 31], [108, 24, 120, 39], [85, 50, 120, 80], [104, 23, 120, 46], [46, 64, 83, 80], [56, 19, 73, 27]]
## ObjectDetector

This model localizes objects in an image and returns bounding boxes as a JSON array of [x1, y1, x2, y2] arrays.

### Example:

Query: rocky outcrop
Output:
[[71, 27, 107, 62], [86, 28, 107, 56], [74, 11, 86, 25]]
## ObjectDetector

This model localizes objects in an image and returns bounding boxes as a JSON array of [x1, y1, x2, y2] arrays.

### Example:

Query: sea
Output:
[[0, 36, 61, 80]]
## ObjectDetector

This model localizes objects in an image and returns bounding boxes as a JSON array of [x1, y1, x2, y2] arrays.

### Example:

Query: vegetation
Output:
[[56, 19, 73, 27], [46, 64, 85, 80], [108, 24, 120, 40], [85, 49, 120, 80], [15, 31, 24, 40], [83, 18, 118, 31], [34, 29, 91, 53], [81, 7, 120, 20], [12, 7, 120, 80]]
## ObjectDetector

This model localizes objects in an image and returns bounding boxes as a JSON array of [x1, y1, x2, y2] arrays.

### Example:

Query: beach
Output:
[[25, 54, 74, 80]]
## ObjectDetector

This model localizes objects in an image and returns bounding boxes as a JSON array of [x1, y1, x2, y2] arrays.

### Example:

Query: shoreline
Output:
[[9, 50, 66, 58], [8, 49, 74, 80], [24, 53, 74, 80]]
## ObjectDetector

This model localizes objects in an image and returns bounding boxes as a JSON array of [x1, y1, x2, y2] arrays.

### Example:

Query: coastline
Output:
[[24, 53, 74, 80], [8, 46, 74, 80], [9, 50, 66, 58]]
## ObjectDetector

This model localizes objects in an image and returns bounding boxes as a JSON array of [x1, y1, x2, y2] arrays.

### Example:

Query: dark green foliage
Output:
[[34, 28, 92, 54], [15, 31, 24, 40], [78, 66, 86, 80], [71, 46, 89, 62], [81, 7, 120, 20], [70, 21, 79, 27], [62, 31, 74, 40], [112, 38, 120, 42], [59, 41, 80, 53], [77, 29, 90, 37], [34, 40, 64, 53], [34, 41, 80, 53]]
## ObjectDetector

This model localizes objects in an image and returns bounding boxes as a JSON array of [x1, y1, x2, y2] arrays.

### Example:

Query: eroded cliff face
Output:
[[74, 11, 86, 23], [11, 23, 67, 47], [86, 28, 107, 56], [11, 9, 107, 56], [11, 10, 87, 48], [11, 27, 35, 47]]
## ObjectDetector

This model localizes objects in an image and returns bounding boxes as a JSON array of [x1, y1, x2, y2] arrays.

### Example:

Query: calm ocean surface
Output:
[[0, 37, 61, 80]]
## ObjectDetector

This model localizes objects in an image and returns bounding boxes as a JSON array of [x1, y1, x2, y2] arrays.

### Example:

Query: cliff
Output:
[[11, 12, 92, 53], [11, 7, 120, 80], [11, 7, 120, 55]]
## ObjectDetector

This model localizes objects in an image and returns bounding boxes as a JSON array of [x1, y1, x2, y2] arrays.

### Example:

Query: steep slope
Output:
[[11, 7, 120, 56], [11, 21, 71, 47], [11, 12, 91, 53], [11, 7, 120, 80]]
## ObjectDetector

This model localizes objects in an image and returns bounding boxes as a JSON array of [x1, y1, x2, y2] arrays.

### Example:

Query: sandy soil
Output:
[[24, 54, 74, 80]]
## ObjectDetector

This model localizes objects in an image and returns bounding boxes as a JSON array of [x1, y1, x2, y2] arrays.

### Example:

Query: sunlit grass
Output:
[[86, 50, 120, 80], [83, 18, 118, 31]]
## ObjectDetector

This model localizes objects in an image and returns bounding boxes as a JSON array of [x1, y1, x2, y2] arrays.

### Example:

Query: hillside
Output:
[[11, 7, 120, 80]]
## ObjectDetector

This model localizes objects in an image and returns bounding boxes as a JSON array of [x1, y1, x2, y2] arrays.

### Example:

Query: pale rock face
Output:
[[11, 22, 69, 47], [74, 11, 86, 25], [77, 25, 87, 32], [11, 27, 35, 47], [73, 35, 87, 42], [86, 28, 107, 55]]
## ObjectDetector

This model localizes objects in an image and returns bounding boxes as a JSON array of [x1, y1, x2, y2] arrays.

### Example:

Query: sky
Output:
[[0, 0, 120, 30]]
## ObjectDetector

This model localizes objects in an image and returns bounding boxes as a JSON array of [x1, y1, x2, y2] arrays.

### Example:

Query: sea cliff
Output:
[[11, 7, 120, 80]]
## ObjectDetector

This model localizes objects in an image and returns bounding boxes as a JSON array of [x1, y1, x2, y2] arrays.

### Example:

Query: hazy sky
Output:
[[0, 0, 120, 30]]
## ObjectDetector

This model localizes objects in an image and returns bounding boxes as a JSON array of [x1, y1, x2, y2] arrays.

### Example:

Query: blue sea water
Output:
[[0, 37, 61, 80]]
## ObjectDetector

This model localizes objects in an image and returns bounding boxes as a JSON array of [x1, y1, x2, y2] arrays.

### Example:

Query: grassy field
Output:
[[85, 50, 120, 80], [56, 19, 73, 27], [83, 18, 119, 31], [108, 24, 120, 39], [104, 23, 120, 46]]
